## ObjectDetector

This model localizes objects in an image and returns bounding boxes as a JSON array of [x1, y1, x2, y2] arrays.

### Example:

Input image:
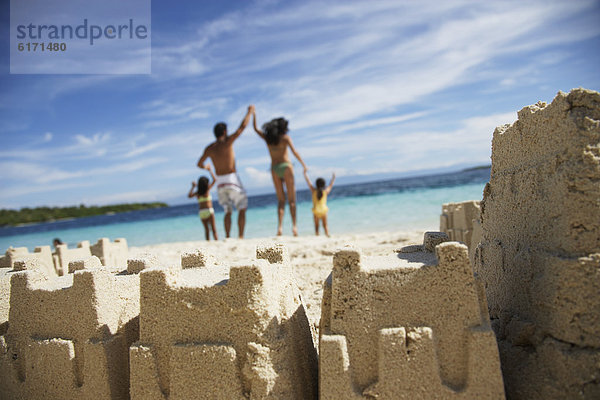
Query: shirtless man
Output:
[[197, 105, 254, 238]]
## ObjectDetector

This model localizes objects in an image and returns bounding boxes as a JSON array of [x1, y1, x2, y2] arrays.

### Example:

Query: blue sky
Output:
[[0, 0, 599, 209]]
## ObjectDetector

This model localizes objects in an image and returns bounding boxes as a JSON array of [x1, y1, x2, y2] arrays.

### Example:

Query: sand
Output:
[[128, 230, 426, 330]]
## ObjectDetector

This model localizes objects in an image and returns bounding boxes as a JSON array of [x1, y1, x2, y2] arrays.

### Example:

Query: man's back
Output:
[[205, 139, 236, 176]]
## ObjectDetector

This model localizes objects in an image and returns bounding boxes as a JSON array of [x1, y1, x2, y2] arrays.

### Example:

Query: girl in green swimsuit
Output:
[[253, 112, 308, 236], [188, 165, 218, 240]]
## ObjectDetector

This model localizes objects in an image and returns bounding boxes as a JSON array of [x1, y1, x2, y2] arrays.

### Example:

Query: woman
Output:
[[253, 112, 307, 236]]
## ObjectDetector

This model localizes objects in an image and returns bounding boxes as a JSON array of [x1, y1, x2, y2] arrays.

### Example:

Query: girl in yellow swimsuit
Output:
[[303, 170, 336, 237], [188, 165, 218, 240]]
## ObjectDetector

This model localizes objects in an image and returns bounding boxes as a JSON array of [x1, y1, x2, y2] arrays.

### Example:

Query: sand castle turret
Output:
[[440, 200, 483, 264], [0, 260, 141, 399], [91, 237, 128, 269], [319, 232, 505, 399], [130, 244, 318, 400], [54, 240, 93, 275], [474, 88, 600, 399], [1, 247, 59, 337], [0, 246, 55, 274]]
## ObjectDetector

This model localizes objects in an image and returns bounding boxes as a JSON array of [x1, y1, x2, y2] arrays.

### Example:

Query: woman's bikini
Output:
[[272, 162, 291, 178]]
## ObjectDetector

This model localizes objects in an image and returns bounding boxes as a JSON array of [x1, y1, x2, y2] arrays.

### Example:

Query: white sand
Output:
[[129, 230, 426, 329]]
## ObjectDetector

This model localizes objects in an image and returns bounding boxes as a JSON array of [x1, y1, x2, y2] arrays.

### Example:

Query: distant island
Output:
[[0, 202, 168, 227], [462, 165, 491, 172]]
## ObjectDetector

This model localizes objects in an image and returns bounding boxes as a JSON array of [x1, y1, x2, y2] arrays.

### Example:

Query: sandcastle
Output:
[[474, 89, 600, 399], [319, 232, 505, 399], [1, 247, 58, 337], [0, 241, 318, 399], [440, 200, 483, 264], [54, 240, 93, 275], [0, 246, 56, 275], [130, 244, 318, 400], [0, 257, 142, 400], [0, 238, 130, 338], [91, 237, 129, 269]]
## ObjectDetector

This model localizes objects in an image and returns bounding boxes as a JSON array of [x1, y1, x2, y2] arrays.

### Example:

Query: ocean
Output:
[[0, 167, 490, 251]]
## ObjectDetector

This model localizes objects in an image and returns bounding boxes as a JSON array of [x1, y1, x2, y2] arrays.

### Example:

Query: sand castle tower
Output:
[[54, 240, 93, 275], [474, 88, 600, 399], [91, 237, 129, 269], [440, 200, 483, 264], [1, 246, 58, 330], [319, 232, 505, 399], [0, 257, 141, 400], [130, 244, 318, 400]]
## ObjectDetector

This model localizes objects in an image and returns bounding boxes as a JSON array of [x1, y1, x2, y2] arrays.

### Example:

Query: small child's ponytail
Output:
[[316, 178, 326, 200]]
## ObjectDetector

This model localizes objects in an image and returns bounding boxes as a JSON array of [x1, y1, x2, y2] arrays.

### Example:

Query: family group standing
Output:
[[191, 105, 335, 240]]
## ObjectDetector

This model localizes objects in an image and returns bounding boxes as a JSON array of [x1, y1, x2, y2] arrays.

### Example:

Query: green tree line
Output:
[[0, 202, 168, 226]]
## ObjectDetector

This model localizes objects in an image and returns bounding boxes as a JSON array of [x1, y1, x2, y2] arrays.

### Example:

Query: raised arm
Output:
[[252, 110, 266, 140], [325, 172, 336, 194], [197, 147, 210, 169], [187, 181, 197, 198], [303, 169, 314, 191], [206, 165, 217, 190], [285, 135, 307, 171], [229, 105, 255, 142]]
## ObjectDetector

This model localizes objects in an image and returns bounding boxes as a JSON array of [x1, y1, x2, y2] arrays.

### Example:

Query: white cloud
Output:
[[0, 157, 166, 185], [145, 0, 599, 133], [74, 132, 111, 146], [0, 180, 96, 200], [244, 166, 272, 187], [1, 0, 598, 208]]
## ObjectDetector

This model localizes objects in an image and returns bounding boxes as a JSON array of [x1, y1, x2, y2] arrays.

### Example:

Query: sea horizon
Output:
[[0, 167, 490, 251]]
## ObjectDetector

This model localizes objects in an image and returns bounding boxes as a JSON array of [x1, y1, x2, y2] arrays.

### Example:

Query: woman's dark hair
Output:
[[263, 117, 289, 145], [197, 176, 210, 196], [316, 177, 326, 200]]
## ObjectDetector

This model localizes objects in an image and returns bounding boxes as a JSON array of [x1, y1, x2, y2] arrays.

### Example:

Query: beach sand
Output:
[[129, 229, 426, 331]]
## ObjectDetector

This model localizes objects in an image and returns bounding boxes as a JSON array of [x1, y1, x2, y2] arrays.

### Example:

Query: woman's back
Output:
[[267, 135, 291, 164]]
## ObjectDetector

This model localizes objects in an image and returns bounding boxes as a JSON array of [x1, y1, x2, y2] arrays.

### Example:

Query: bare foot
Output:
[[277, 227, 283, 236], [292, 226, 298, 237]]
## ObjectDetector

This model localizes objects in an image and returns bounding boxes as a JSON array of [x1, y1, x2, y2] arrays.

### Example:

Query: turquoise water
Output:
[[0, 181, 485, 251]]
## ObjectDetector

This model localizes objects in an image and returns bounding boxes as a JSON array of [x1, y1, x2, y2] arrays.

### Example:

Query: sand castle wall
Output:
[[54, 241, 93, 275], [0, 247, 29, 268], [0, 256, 141, 400], [91, 238, 128, 269], [319, 233, 505, 399], [0, 246, 56, 275], [440, 201, 481, 246], [1, 237, 129, 340], [0, 268, 17, 336], [130, 244, 318, 400], [474, 89, 600, 399], [0, 248, 59, 337]]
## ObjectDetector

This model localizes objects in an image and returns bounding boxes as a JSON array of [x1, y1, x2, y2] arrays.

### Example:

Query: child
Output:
[[188, 166, 218, 240], [303, 171, 335, 237]]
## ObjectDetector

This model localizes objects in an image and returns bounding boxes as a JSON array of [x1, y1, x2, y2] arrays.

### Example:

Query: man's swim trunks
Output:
[[215, 172, 248, 213]]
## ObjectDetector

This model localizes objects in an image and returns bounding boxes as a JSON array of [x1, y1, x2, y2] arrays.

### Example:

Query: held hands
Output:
[[248, 104, 255, 114]]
